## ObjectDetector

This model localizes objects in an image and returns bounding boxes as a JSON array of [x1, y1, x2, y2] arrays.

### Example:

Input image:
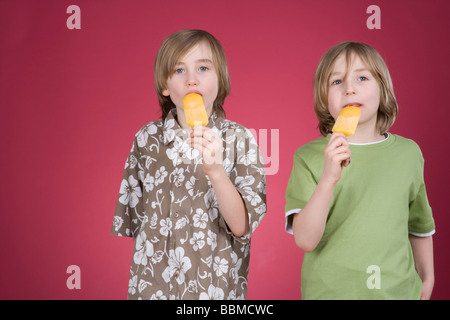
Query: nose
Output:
[[344, 81, 356, 96], [186, 72, 199, 87]]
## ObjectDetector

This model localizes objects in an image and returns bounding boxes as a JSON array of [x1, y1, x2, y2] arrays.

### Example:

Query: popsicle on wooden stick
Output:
[[182, 93, 209, 127], [332, 106, 361, 136]]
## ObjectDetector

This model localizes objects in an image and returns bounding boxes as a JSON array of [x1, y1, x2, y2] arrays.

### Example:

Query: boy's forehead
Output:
[[178, 41, 213, 63], [331, 53, 367, 73]]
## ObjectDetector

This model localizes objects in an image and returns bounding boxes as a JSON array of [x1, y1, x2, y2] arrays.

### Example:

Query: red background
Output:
[[1, 0, 449, 299]]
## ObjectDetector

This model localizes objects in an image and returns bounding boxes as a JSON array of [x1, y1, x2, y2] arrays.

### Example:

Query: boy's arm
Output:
[[292, 178, 335, 252], [292, 133, 351, 252], [409, 234, 434, 299], [190, 127, 249, 237], [208, 168, 249, 237]]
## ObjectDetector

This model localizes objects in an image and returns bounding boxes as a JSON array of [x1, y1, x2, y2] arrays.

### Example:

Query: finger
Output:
[[327, 145, 351, 160], [190, 139, 215, 154], [190, 127, 202, 142], [204, 126, 219, 137], [342, 158, 351, 167], [329, 132, 349, 142], [328, 134, 349, 148], [190, 127, 206, 145], [333, 150, 351, 166], [200, 127, 219, 145], [333, 153, 351, 167], [190, 141, 220, 164], [329, 132, 347, 142], [326, 139, 349, 156], [190, 125, 208, 138]]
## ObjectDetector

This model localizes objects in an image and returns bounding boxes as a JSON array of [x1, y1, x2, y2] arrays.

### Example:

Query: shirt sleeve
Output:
[[225, 127, 267, 244], [111, 136, 145, 238], [408, 181, 435, 236], [408, 148, 435, 236], [285, 151, 318, 234]]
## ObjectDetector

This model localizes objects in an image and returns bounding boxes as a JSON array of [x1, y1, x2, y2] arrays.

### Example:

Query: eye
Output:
[[199, 66, 209, 72], [174, 68, 184, 74], [358, 76, 368, 81], [331, 79, 342, 85]]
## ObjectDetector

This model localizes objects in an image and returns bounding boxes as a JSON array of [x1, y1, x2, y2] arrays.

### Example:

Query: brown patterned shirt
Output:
[[111, 109, 267, 300]]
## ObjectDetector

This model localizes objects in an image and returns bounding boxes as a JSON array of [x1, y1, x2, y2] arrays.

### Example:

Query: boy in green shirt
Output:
[[285, 42, 435, 299]]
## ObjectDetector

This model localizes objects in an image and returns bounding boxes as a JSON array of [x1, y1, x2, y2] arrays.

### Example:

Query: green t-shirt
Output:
[[285, 133, 435, 300]]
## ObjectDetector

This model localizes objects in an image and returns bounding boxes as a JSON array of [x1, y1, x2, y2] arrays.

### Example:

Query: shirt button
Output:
[[174, 212, 179, 218]]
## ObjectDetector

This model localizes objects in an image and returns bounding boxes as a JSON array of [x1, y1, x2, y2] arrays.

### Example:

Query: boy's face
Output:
[[163, 41, 219, 120], [327, 53, 380, 134]]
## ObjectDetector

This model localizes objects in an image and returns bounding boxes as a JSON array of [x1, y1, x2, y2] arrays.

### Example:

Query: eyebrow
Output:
[[176, 59, 213, 65], [331, 68, 370, 76]]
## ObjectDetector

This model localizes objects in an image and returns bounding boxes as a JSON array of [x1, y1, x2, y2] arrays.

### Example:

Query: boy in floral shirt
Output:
[[111, 30, 266, 300]]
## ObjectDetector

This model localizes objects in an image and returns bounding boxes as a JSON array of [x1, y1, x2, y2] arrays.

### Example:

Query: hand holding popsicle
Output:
[[322, 133, 351, 185], [190, 126, 223, 178], [322, 106, 361, 184], [183, 93, 222, 176]]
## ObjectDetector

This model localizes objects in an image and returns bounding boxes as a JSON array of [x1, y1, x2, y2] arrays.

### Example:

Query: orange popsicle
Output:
[[332, 106, 361, 136], [182, 93, 209, 127]]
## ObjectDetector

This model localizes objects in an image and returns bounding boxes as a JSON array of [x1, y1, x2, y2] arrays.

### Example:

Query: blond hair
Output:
[[154, 29, 230, 119], [313, 42, 398, 136]]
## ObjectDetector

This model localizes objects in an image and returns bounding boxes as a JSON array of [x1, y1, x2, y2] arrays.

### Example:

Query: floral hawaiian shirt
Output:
[[111, 109, 267, 300]]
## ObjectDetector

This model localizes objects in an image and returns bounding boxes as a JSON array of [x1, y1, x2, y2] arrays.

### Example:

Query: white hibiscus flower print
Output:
[[229, 251, 243, 284], [143, 173, 155, 192], [162, 247, 192, 285], [128, 154, 138, 169], [235, 175, 255, 189], [170, 167, 185, 187], [159, 218, 172, 236], [133, 231, 154, 266], [189, 231, 205, 251], [187, 280, 198, 294], [150, 290, 167, 300], [199, 284, 224, 300], [207, 230, 217, 251], [162, 118, 175, 144], [154, 166, 168, 186], [150, 212, 157, 228], [166, 136, 190, 166], [119, 175, 142, 208], [128, 275, 137, 295], [213, 256, 229, 277], [204, 188, 219, 221], [137, 123, 157, 147], [112, 216, 123, 232], [244, 190, 262, 206], [185, 176, 196, 196], [193, 209, 208, 229], [238, 148, 257, 166], [222, 157, 234, 176]]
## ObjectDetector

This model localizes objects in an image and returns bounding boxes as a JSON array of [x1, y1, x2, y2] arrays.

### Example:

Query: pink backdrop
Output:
[[1, 0, 449, 299]]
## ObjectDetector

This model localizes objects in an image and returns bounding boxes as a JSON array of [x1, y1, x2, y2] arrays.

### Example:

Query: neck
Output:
[[175, 107, 193, 132], [347, 122, 385, 144]]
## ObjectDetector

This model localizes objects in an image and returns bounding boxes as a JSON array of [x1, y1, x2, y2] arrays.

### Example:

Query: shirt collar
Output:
[[162, 108, 221, 145]]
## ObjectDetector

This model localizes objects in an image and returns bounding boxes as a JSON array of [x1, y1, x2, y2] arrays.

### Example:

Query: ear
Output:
[[162, 89, 170, 97]]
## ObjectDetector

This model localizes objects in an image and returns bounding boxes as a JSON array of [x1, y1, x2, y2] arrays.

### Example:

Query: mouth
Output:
[[186, 90, 202, 96], [343, 103, 362, 108]]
